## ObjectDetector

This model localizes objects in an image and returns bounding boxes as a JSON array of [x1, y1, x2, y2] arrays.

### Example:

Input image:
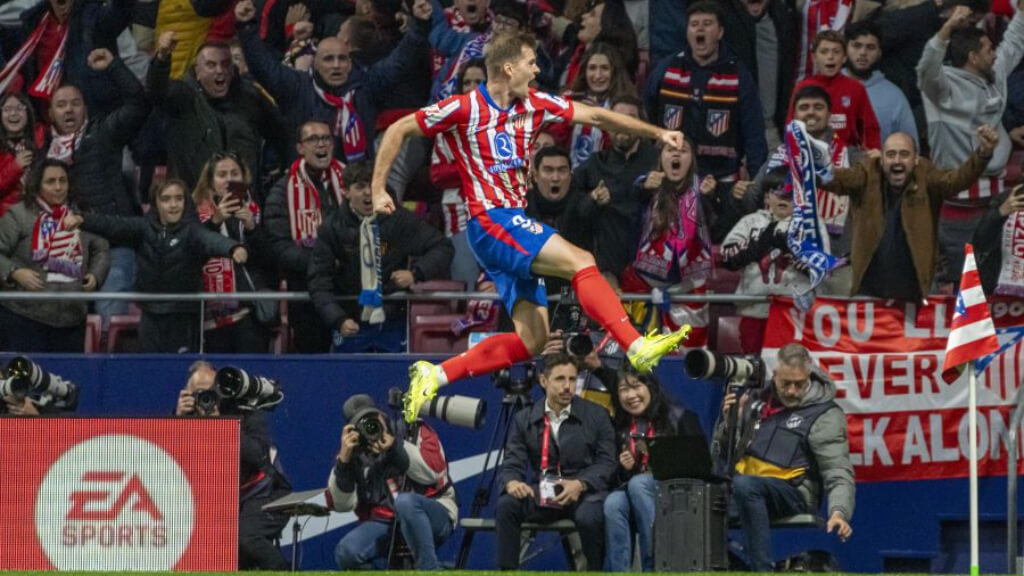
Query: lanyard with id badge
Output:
[[538, 415, 566, 508]]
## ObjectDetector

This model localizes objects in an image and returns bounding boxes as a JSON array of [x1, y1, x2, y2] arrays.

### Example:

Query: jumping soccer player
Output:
[[373, 32, 691, 422]]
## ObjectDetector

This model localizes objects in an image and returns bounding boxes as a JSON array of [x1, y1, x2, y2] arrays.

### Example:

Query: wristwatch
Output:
[[4, 266, 17, 286]]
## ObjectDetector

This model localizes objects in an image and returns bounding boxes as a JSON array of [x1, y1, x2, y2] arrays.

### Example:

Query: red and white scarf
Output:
[[996, 211, 1024, 297], [286, 158, 345, 246], [0, 12, 69, 99], [633, 176, 713, 292], [47, 123, 85, 164], [31, 198, 83, 282], [797, 0, 854, 80], [311, 80, 367, 162], [197, 199, 261, 309]]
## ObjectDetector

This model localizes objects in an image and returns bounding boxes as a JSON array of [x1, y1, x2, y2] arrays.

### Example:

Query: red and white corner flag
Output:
[[942, 244, 1000, 383]]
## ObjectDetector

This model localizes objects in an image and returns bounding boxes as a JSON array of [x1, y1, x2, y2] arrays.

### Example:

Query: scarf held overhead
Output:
[[784, 120, 845, 309], [286, 158, 345, 246], [0, 12, 68, 99]]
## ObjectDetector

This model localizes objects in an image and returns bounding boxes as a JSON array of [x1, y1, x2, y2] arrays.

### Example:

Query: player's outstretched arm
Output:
[[572, 101, 685, 150], [372, 113, 425, 215]]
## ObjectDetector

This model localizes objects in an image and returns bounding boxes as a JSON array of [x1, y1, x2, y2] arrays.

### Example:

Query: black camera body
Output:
[[556, 287, 594, 357], [492, 364, 538, 396], [0, 356, 78, 413], [353, 407, 388, 448]]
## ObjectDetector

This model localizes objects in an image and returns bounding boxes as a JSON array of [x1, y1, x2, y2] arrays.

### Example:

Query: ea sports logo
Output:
[[35, 435, 194, 570]]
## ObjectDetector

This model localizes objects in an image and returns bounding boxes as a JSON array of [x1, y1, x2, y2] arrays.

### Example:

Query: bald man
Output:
[[235, 0, 433, 163], [826, 128, 998, 300]]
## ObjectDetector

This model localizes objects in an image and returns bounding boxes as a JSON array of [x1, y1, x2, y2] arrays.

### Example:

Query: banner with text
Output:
[[0, 418, 239, 570], [763, 297, 1024, 482]]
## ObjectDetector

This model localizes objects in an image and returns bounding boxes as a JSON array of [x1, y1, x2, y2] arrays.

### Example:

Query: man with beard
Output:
[[826, 127, 998, 299], [917, 0, 1024, 282], [147, 32, 286, 192], [562, 96, 660, 286], [235, 0, 431, 164], [844, 21, 918, 147], [645, 0, 767, 242]]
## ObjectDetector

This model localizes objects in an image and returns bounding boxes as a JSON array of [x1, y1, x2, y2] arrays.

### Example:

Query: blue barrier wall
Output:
[[7, 353, 1023, 572]]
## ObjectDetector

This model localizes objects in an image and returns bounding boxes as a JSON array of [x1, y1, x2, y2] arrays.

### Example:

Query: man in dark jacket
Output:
[[46, 49, 149, 327], [973, 186, 1024, 295], [264, 120, 344, 352], [719, 0, 799, 149], [644, 0, 767, 241], [308, 161, 454, 353], [174, 360, 291, 570], [147, 31, 287, 191], [561, 96, 659, 285], [496, 352, 617, 571], [234, 0, 432, 164]]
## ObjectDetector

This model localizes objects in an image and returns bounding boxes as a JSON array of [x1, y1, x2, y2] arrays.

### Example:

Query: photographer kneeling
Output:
[[327, 394, 455, 570], [716, 344, 855, 571], [174, 361, 291, 570]]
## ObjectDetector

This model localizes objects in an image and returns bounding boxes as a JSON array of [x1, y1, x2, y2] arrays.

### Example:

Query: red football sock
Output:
[[572, 266, 642, 349], [440, 332, 533, 383]]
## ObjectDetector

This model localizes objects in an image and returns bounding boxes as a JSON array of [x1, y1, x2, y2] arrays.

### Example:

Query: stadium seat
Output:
[[458, 518, 587, 571], [83, 314, 102, 353], [106, 304, 143, 353], [714, 315, 744, 354], [408, 281, 468, 353], [709, 246, 741, 295]]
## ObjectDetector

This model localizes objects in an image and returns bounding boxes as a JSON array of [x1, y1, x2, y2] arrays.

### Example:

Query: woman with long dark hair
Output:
[[192, 152, 273, 353], [563, 42, 634, 168], [604, 366, 704, 571], [0, 92, 45, 217], [620, 137, 715, 347], [560, 0, 639, 91], [0, 158, 109, 351]]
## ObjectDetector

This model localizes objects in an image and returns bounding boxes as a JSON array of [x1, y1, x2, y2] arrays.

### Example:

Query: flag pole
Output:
[[970, 367, 980, 576]]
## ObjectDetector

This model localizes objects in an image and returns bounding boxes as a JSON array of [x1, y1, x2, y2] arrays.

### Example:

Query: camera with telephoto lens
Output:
[[493, 363, 538, 396], [0, 356, 78, 412], [684, 349, 766, 388], [387, 387, 486, 429], [212, 367, 284, 412], [353, 408, 387, 448], [193, 387, 222, 416], [556, 287, 593, 357]]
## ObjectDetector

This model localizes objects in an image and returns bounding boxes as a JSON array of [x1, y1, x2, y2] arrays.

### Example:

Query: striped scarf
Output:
[[312, 80, 367, 162], [31, 198, 83, 282], [0, 12, 69, 99], [797, 0, 853, 80], [995, 211, 1024, 297], [286, 158, 344, 246]]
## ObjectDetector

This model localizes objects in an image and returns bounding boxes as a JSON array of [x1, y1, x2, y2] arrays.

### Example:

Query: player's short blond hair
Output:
[[484, 31, 538, 78]]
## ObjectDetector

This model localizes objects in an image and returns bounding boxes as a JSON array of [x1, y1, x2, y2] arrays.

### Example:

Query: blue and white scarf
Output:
[[784, 120, 845, 310], [359, 216, 385, 324]]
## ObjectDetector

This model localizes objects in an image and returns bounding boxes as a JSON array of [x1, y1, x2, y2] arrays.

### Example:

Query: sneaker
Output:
[[627, 326, 692, 373], [404, 361, 440, 423]]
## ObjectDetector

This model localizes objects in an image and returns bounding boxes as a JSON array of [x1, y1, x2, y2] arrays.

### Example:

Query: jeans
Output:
[[334, 493, 452, 570], [728, 474, 807, 572], [604, 473, 657, 571], [332, 319, 406, 353], [95, 247, 136, 329]]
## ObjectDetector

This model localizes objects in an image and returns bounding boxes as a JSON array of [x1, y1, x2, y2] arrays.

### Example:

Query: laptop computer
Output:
[[647, 434, 724, 483], [261, 488, 332, 517]]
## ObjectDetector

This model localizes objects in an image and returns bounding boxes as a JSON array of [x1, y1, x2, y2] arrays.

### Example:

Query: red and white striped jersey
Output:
[[415, 85, 575, 218]]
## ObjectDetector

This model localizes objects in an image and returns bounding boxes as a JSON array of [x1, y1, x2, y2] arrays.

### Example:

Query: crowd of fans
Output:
[[1, 0, 1024, 354]]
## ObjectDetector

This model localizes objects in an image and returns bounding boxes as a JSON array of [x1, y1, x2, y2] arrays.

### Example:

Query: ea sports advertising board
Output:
[[0, 418, 239, 570]]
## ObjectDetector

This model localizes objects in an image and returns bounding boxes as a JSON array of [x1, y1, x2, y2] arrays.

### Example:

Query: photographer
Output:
[[1, 357, 78, 416], [495, 353, 617, 571], [715, 344, 855, 571], [174, 361, 291, 570], [326, 394, 456, 570]]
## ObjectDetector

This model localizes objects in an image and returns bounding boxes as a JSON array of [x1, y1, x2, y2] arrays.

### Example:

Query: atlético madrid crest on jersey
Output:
[[663, 105, 683, 130], [707, 109, 730, 138]]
